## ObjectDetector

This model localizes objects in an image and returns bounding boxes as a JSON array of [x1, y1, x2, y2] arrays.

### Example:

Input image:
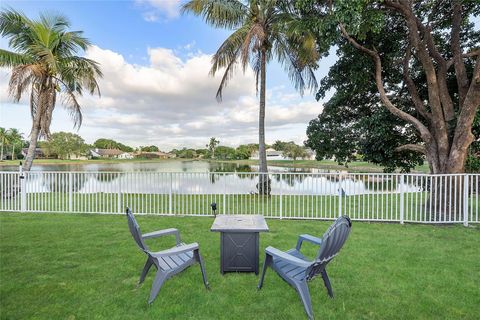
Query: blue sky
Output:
[[3, 1, 476, 151], [0, 0, 337, 150]]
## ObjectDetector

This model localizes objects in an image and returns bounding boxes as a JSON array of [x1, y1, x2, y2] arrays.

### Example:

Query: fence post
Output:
[[338, 175, 342, 217], [400, 174, 405, 224], [463, 174, 469, 227], [19, 163, 26, 212], [169, 172, 173, 215], [68, 172, 73, 212], [117, 175, 122, 214], [223, 173, 226, 214], [279, 173, 283, 219]]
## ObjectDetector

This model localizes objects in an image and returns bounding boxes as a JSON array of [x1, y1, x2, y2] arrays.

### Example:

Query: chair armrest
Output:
[[265, 246, 312, 268], [153, 242, 199, 257], [296, 234, 322, 251], [142, 228, 181, 245]]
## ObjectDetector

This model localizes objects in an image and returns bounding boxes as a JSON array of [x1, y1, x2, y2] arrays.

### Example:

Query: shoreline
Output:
[[0, 158, 430, 173]]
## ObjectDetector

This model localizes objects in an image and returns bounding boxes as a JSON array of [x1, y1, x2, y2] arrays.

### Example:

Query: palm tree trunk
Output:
[[0, 138, 4, 161], [258, 48, 270, 195], [12, 144, 15, 161], [23, 112, 42, 171]]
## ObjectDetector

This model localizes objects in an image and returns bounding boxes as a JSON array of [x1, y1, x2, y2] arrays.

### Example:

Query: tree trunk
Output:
[[424, 146, 468, 221], [12, 144, 15, 161], [23, 112, 42, 171], [257, 48, 270, 195], [0, 138, 4, 161]]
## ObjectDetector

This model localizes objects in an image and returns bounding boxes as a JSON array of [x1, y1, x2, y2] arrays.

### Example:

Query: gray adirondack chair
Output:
[[126, 208, 209, 304], [258, 216, 352, 319]]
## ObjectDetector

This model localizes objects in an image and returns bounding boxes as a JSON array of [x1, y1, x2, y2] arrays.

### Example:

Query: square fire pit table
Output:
[[211, 215, 269, 274]]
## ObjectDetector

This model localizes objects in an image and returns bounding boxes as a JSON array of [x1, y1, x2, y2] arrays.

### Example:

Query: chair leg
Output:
[[148, 271, 167, 304], [257, 253, 272, 290], [194, 249, 209, 289], [321, 269, 334, 298], [294, 281, 314, 320], [139, 257, 154, 285]]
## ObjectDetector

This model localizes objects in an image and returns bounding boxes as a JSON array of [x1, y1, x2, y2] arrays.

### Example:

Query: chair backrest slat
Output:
[[126, 208, 149, 252], [316, 216, 351, 263]]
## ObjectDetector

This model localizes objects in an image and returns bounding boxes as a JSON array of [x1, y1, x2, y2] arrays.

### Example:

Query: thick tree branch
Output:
[[451, 0, 469, 108], [395, 144, 426, 154], [448, 55, 480, 171], [383, 1, 444, 119], [384, 0, 449, 170], [403, 42, 431, 121], [413, 19, 455, 122], [446, 49, 480, 69], [338, 23, 433, 145]]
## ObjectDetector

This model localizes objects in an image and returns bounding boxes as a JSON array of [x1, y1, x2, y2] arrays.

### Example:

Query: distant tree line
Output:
[[1, 128, 313, 162]]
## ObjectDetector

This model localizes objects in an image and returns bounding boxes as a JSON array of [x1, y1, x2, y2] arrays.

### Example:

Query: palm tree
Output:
[[0, 9, 102, 171], [182, 0, 318, 194], [207, 137, 220, 158], [0, 127, 9, 161], [7, 128, 23, 161]]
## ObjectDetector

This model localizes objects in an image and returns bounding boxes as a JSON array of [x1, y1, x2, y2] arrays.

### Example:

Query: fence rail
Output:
[[0, 170, 478, 225]]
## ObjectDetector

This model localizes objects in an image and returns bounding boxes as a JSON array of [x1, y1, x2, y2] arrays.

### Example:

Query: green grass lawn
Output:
[[1, 213, 479, 319]]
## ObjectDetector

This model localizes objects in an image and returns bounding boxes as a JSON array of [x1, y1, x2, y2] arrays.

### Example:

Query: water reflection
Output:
[[1, 161, 422, 196]]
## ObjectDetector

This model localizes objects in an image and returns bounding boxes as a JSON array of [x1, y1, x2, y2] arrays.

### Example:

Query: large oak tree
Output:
[[301, 0, 480, 174]]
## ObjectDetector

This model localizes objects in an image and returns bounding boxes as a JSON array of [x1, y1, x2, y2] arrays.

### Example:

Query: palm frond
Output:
[[0, 9, 37, 52], [57, 82, 83, 129], [241, 23, 265, 72], [273, 34, 318, 96], [57, 56, 102, 96], [39, 11, 69, 33], [182, 0, 248, 29], [57, 31, 91, 53], [0, 48, 32, 67], [250, 50, 262, 95], [210, 24, 248, 75], [210, 25, 250, 101], [215, 49, 240, 102], [9, 64, 45, 102]]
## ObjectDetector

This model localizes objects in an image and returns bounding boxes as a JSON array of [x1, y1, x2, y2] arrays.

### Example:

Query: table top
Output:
[[210, 215, 269, 233]]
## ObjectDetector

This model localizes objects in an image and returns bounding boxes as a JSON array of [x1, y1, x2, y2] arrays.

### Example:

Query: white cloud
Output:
[[0, 45, 323, 151], [135, 0, 181, 21]]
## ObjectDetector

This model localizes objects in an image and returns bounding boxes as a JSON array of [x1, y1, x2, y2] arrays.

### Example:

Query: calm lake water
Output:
[[0, 160, 318, 173], [0, 160, 419, 195]]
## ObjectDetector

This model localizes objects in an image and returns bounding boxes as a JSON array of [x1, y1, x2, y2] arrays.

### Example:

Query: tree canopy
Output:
[[93, 138, 133, 152], [44, 132, 89, 159], [300, 0, 480, 174]]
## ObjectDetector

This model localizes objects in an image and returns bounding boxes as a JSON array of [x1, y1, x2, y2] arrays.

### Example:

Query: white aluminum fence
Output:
[[0, 171, 478, 225]]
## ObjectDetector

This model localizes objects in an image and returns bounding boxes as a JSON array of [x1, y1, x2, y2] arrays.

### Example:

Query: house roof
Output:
[[92, 148, 124, 156], [135, 151, 170, 156]]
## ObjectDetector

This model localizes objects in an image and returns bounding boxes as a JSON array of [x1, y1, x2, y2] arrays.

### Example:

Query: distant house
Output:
[[135, 151, 172, 159], [69, 154, 89, 160], [250, 148, 292, 161], [21, 148, 56, 159], [304, 148, 317, 160], [118, 152, 134, 159], [90, 148, 125, 158]]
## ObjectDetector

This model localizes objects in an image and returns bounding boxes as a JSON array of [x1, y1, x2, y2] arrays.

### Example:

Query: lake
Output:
[[0, 160, 420, 196], [0, 159, 319, 173]]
